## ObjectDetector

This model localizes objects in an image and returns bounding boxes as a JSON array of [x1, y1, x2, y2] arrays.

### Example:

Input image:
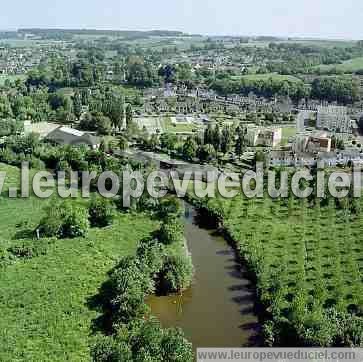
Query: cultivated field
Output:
[[203, 194, 363, 345]]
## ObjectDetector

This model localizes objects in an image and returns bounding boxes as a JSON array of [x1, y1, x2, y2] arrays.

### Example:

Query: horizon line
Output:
[[0, 27, 360, 42]]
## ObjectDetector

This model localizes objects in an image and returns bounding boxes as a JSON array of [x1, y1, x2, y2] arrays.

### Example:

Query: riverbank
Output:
[[148, 202, 260, 349], [185, 193, 363, 347]]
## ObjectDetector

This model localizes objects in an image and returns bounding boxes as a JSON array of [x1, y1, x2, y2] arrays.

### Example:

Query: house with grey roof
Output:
[[46, 126, 100, 149]]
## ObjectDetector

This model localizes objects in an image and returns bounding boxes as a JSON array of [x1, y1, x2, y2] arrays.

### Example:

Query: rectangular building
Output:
[[316, 105, 351, 133]]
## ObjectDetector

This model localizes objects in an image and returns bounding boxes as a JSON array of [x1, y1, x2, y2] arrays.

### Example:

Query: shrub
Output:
[[340, 314, 363, 347], [61, 203, 90, 238], [89, 197, 116, 228], [136, 238, 165, 276], [28, 157, 45, 170], [38, 213, 63, 238], [158, 220, 184, 245], [108, 256, 155, 324], [159, 254, 194, 293], [91, 319, 193, 362], [38, 201, 90, 239], [157, 197, 184, 221], [7, 239, 50, 259], [56, 159, 71, 173], [161, 327, 194, 361], [91, 335, 132, 361]]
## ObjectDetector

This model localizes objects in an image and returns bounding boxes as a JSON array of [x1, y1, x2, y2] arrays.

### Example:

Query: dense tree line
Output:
[[311, 77, 360, 104], [210, 77, 310, 101], [149, 123, 246, 163], [91, 197, 194, 361], [209, 74, 360, 104]]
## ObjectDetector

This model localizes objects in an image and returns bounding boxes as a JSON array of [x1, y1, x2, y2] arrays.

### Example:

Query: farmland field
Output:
[[0, 39, 65, 48], [198, 193, 363, 345], [125, 36, 206, 51]]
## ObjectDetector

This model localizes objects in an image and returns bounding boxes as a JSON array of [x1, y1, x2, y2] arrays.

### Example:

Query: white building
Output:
[[317, 106, 352, 133], [247, 126, 282, 147]]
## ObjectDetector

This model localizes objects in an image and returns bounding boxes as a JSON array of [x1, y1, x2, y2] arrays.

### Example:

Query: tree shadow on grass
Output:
[[86, 279, 115, 335]]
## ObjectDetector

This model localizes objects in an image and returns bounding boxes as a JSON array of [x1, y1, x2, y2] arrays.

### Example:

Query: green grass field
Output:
[[226, 39, 356, 50], [281, 127, 297, 144], [163, 117, 198, 133], [276, 39, 357, 48], [316, 57, 363, 73], [0, 164, 157, 361], [234, 73, 302, 83]]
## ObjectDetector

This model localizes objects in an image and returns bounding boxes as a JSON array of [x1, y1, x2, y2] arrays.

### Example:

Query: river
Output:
[[147, 202, 260, 349]]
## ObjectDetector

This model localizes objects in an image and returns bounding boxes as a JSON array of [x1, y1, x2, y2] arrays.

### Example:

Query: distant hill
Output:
[[18, 28, 186, 40]]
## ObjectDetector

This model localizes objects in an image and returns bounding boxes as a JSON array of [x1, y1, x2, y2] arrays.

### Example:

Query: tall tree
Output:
[[73, 91, 82, 120], [221, 126, 233, 154], [182, 137, 197, 161], [125, 104, 132, 126], [203, 124, 214, 145], [235, 126, 247, 158], [212, 124, 221, 152]]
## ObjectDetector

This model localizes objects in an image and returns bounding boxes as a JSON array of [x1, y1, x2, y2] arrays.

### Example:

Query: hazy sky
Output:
[[1, 0, 362, 39]]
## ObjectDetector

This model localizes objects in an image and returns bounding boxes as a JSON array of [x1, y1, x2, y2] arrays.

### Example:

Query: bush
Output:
[[108, 256, 155, 324], [38, 213, 63, 238], [91, 335, 132, 361], [159, 254, 194, 293], [38, 201, 90, 239], [61, 203, 90, 238], [91, 318, 193, 362], [89, 197, 116, 228], [28, 156, 45, 170], [158, 220, 184, 245], [340, 314, 363, 347], [160, 327, 194, 361], [157, 197, 184, 220], [136, 237, 165, 276]]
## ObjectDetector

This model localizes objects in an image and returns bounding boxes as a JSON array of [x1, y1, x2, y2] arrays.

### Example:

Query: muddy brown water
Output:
[[147, 202, 260, 349]]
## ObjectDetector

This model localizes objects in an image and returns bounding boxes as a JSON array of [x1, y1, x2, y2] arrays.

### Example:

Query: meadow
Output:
[[234, 73, 302, 83], [276, 39, 357, 49], [281, 127, 297, 144], [0, 164, 157, 361], [163, 117, 198, 133], [316, 57, 363, 73]]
